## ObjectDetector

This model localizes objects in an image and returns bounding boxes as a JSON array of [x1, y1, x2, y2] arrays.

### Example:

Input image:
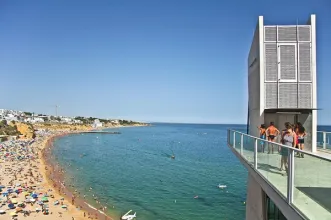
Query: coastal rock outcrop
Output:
[[15, 122, 36, 139]]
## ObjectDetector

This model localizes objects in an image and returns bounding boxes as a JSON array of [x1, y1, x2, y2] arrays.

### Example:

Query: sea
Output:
[[51, 123, 330, 220]]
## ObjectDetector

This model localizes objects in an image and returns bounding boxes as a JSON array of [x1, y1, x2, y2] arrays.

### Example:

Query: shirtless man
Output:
[[266, 122, 280, 154]]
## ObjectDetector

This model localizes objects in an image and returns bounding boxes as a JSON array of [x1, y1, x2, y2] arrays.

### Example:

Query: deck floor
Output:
[[236, 147, 331, 220]]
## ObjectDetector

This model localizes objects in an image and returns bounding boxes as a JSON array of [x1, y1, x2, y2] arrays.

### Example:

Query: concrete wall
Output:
[[307, 15, 317, 152], [246, 173, 265, 220], [298, 113, 312, 151], [248, 16, 264, 137]]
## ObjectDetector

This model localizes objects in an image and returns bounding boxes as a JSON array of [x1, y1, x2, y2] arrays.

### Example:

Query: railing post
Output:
[[233, 132, 236, 148], [287, 148, 295, 204], [240, 134, 243, 155], [323, 132, 327, 149], [227, 130, 229, 145], [254, 138, 258, 169]]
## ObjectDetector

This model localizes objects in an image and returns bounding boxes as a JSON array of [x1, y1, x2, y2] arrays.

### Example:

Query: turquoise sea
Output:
[[51, 123, 331, 219], [52, 123, 248, 219]]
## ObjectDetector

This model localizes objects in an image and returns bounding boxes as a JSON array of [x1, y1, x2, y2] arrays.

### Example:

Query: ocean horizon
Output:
[[51, 123, 331, 219]]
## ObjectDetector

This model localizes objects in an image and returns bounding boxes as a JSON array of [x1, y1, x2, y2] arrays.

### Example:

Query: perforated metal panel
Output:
[[265, 83, 278, 108], [278, 83, 297, 108], [277, 26, 297, 42], [264, 43, 278, 81], [298, 83, 312, 108], [298, 25, 311, 42], [279, 44, 296, 81], [264, 26, 277, 42], [298, 43, 312, 82]]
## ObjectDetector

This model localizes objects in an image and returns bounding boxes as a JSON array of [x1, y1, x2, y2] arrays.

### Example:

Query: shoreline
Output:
[[0, 124, 149, 219], [40, 124, 151, 219], [40, 130, 115, 220]]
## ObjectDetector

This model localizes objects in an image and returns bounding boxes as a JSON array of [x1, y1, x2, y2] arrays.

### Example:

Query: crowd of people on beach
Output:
[[0, 129, 114, 220], [258, 121, 307, 176]]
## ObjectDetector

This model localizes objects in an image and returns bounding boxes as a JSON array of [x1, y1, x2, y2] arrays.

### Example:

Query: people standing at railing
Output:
[[266, 122, 280, 154], [257, 124, 266, 153], [295, 122, 306, 158], [280, 122, 296, 176]]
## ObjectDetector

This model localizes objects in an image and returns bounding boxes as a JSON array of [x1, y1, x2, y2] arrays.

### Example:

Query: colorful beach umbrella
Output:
[[31, 194, 38, 198], [41, 197, 48, 202]]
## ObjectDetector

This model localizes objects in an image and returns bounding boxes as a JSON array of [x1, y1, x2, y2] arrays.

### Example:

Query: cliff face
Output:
[[15, 122, 36, 139], [34, 123, 92, 131]]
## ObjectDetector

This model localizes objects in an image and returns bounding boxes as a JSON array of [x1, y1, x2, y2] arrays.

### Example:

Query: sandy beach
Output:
[[0, 129, 115, 220]]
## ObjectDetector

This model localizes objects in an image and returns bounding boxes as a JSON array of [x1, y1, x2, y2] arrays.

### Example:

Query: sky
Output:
[[1, 0, 330, 124]]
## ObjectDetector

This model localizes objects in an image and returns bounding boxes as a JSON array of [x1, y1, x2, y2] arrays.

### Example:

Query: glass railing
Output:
[[227, 130, 331, 220], [317, 131, 331, 150]]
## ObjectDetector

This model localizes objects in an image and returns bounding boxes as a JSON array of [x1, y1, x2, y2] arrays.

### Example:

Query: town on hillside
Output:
[[0, 108, 149, 142]]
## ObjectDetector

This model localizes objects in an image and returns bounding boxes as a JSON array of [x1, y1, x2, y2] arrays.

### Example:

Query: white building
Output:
[[74, 119, 83, 124], [25, 117, 45, 123], [61, 117, 72, 123], [233, 14, 318, 220], [92, 119, 103, 128], [248, 14, 317, 152]]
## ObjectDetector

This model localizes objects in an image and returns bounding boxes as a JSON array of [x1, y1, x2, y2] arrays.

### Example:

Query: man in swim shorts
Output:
[[266, 122, 280, 154]]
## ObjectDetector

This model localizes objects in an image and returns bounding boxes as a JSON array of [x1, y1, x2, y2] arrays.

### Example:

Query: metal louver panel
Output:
[[298, 83, 312, 108], [278, 83, 297, 108], [298, 43, 312, 81], [279, 44, 296, 81], [278, 26, 297, 42], [264, 26, 277, 42], [265, 83, 277, 108], [298, 25, 311, 42], [265, 43, 278, 81]]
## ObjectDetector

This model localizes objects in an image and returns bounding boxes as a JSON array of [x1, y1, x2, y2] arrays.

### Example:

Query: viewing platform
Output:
[[227, 130, 331, 220], [82, 131, 121, 134]]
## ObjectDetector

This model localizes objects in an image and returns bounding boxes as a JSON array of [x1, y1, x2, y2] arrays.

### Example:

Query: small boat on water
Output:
[[218, 184, 227, 189], [121, 210, 136, 220]]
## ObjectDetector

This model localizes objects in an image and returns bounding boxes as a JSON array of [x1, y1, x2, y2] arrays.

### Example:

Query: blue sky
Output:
[[1, 0, 330, 124]]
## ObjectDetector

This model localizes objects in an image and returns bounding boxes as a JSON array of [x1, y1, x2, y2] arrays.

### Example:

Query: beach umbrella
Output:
[[15, 190, 20, 194], [30, 199, 36, 202], [31, 193, 38, 198], [61, 205, 67, 208], [15, 207, 22, 212], [41, 197, 48, 202], [0, 210, 5, 214], [9, 212, 17, 216], [7, 189, 13, 193], [11, 199, 17, 204], [0, 185, 5, 189], [8, 203, 15, 209]]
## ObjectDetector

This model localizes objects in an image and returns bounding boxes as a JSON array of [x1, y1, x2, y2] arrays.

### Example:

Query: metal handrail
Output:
[[229, 129, 331, 162], [317, 131, 331, 134]]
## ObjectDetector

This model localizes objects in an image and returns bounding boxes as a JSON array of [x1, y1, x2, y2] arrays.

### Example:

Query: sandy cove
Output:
[[0, 129, 115, 220]]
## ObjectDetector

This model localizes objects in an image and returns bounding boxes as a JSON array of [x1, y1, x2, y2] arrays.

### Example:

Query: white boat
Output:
[[121, 210, 136, 220], [218, 184, 227, 189]]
